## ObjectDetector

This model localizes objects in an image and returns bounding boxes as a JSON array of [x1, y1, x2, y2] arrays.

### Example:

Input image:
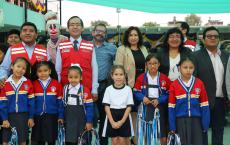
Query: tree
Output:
[[91, 20, 110, 27], [185, 14, 201, 26], [142, 22, 160, 27]]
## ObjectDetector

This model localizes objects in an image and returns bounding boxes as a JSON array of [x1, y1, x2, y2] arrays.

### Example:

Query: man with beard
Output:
[[92, 23, 116, 145]]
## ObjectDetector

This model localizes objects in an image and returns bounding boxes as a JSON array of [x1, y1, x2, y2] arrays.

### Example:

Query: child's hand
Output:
[[92, 93, 98, 102], [0, 78, 6, 89], [28, 119, 34, 128], [143, 97, 151, 105], [85, 123, 93, 131], [2, 120, 10, 128], [152, 99, 159, 107], [111, 122, 119, 129], [117, 120, 124, 128], [58, 119, 64, 124]]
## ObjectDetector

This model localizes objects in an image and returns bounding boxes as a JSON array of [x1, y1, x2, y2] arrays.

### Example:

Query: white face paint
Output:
[[46, 20, 60, 39]]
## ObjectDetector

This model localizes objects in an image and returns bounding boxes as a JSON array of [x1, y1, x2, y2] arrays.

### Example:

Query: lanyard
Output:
[[57, 124, 65, 145], [8, 127, 18, 145], [137, 103, 161, 145]]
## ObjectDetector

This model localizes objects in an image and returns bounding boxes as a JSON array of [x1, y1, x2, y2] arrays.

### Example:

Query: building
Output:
[[0, 0, 46, 42]]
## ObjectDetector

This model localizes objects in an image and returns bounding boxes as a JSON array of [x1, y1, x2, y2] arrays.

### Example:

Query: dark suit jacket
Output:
[[193, 47, 229, 108], [157, 47, 192, 76]]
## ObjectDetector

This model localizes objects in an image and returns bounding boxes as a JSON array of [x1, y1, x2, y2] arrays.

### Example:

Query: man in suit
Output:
[[193, 26, 229, 145]]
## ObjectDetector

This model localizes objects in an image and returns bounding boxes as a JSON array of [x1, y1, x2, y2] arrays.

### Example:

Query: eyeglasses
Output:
[[169, 35, 181, 39], [69, 23, 82, 27], [95, 29, 106, 34], [206, 35, 219, 39]]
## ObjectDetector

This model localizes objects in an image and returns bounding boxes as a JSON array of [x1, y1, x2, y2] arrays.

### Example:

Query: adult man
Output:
[[193, 26, 229, 145], [178, 22, 197, 51], [0, 22, 49, 87], [226, 57, 230, 112], [7, 29, 21, 46], [56, 16, 98, 97], [92, 23, 116, 145]]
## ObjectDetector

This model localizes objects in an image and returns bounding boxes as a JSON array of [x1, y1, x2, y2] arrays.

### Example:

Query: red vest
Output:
[[184, 39, 196, 52], [11, 43, 48, 65], [59, 39, 94, 90]]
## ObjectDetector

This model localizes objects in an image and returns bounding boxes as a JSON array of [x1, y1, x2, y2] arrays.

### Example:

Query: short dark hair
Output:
[[0, 43, 9, 54], [20, 22, 38, 33], [145, 53, 159, 63], [123, 26, 143, 48], [179, 22, 190, 36], [178, 56, 195, 67], [203, 26, 220, 40], [162, 27, 184, 52], [93, 23, 107, 33], [11, 57, 31, 79], [31, 61, 58, 81], [8, 29, 20, 37], [67, 16, 84, 28]]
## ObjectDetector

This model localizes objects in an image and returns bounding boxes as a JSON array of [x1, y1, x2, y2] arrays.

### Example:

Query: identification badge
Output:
[[63, 48, 70, 52]]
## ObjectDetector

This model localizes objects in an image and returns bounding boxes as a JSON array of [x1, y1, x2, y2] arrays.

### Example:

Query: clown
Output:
[[45, 11, 68, 64]]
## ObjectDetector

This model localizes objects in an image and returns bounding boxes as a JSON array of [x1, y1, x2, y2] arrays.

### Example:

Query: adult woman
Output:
[[158, 27, 192, 81], [115, 26, 148, 144], [157, 28, 192, 145]]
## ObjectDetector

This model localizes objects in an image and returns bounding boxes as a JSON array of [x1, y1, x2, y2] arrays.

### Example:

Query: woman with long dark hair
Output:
[[115, 26, 148, 144]]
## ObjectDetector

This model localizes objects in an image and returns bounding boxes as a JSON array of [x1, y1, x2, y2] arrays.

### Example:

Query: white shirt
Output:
[[6, 75, 27, 88], [168, 54, 180, 81], [207, 48, 224, 98], [67, 83, 82, 105], [103, 85, 134, 109], [38, 77, 51, 87], [181, 76, 193, 87], [147, 72, 159, 98]]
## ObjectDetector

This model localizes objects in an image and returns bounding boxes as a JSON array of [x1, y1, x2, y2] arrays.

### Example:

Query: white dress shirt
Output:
[[207, 48, 224, 98]]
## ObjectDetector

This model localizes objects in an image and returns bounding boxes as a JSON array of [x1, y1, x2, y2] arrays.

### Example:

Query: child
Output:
[[102, 65, 134, 145], [31, 61, 64, 145], [168, 56, 210, 145], [0, 43, 8, 145], [134, 54, 171, 145], [63, 65, 94, 145], [0, 57, 34, 145]]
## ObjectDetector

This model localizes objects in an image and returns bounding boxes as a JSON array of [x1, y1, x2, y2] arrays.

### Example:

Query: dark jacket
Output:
[[157, 47, 192, 76], [193, 47, 229, 108]]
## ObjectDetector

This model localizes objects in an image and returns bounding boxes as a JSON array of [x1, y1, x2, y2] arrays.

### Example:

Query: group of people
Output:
[[0, 12, 229, 145]]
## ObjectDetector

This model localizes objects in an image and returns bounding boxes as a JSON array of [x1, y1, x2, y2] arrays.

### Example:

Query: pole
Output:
[[24, 0, 28, 22], [116, 8, 121, 46], [45, 0, 48, 13], [59, 0, 62, 26]]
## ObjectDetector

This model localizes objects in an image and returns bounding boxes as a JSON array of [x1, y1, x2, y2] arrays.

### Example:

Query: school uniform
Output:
[[102, 85, 134, 137], [31, 78, 64, 142], [0, 75, 34, 143], [63, 83, 94, 143], [133, 72, 171, 137], [168, 76, 210, 145]]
